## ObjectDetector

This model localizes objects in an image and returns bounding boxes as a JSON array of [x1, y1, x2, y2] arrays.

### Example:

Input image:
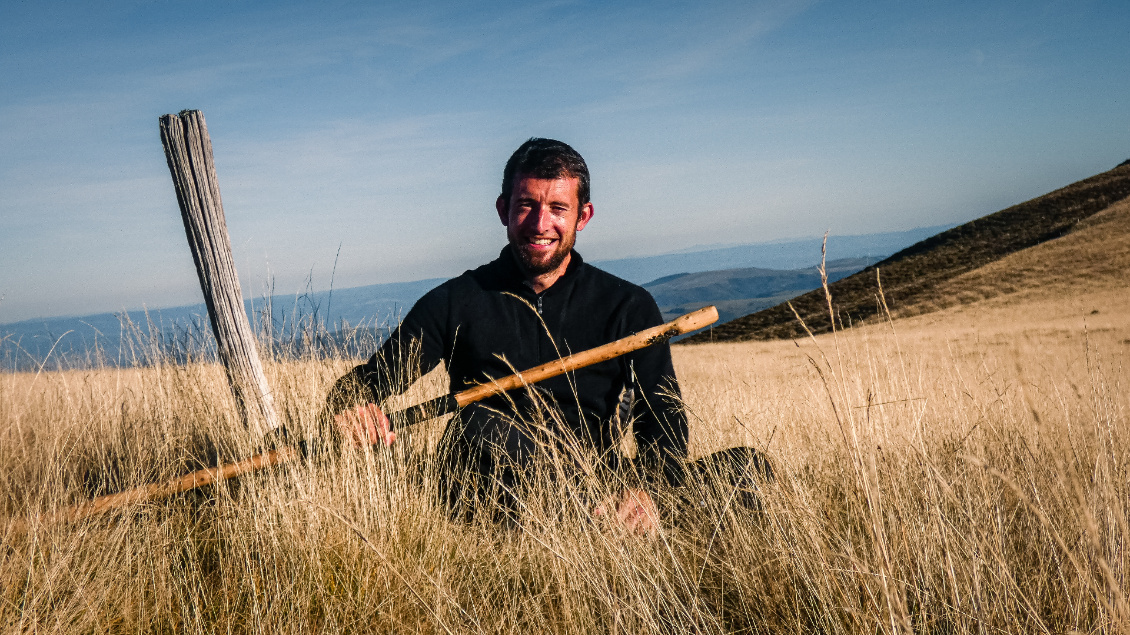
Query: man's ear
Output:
[[496, 195, 509, 226], [575, 202, 595, 232]]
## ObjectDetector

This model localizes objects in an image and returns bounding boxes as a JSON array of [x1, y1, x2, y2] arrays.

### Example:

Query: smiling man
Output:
[[501, 168, 593, 292], [323, 138, 688, 532]]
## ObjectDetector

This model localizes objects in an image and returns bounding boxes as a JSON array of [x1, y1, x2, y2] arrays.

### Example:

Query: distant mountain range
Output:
[[0, 227, 948, 370], [594, 226, 948, 283], [687, 161, 1130, 343], [644, 257, 877, 325]]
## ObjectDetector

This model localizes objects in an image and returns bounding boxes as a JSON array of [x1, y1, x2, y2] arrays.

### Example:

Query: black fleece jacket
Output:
[[327, 247, 688, 483]]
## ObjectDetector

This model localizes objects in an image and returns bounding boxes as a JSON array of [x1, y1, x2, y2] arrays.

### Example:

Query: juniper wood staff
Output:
[[48, 306, 717, 524]]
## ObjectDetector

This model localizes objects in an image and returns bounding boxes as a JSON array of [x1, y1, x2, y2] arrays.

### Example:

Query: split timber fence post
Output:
[[159, 110, 281, 437]]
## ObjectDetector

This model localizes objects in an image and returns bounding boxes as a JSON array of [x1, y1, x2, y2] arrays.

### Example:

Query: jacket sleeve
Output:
[[624, 291, 689, 486], [323, 284, 451, 424]]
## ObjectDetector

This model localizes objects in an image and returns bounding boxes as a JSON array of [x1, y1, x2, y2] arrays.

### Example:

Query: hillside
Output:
[[686, 161, 1130, 343], [929, 193, 1130, 305]]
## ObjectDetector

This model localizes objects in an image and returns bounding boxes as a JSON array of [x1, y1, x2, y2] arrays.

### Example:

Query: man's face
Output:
[[497, 174, 594, 277]]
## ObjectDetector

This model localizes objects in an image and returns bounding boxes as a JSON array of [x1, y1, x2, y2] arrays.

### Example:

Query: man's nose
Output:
[[531, 207, 554, 233]]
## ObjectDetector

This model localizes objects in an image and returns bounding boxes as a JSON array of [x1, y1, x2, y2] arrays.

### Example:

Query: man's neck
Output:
[[521, 252, 572, 294]]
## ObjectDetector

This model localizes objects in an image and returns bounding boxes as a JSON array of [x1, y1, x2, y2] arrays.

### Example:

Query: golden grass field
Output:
[[2, 216, 1128, 632]]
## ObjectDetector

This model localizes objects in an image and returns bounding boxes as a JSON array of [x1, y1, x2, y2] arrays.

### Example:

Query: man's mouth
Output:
[[511, 232, 570, 275]]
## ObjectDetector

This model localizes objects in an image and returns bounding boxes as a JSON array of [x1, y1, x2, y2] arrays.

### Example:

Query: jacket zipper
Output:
[[533, 292, 546, 363]]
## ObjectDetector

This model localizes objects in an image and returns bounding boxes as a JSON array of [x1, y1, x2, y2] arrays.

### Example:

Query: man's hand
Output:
[[333, 403, 396, 448], [593, 488, 659, 536]]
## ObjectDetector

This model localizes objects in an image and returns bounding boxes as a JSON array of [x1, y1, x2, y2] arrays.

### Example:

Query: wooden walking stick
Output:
[[50, 306, 719, 524]]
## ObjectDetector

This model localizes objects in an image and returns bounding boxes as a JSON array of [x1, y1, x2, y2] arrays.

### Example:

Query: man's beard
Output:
[[510, 232, 575, 277]]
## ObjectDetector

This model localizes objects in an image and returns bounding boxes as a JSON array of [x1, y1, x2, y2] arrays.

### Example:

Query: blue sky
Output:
[[2, 0, 1128, 322]]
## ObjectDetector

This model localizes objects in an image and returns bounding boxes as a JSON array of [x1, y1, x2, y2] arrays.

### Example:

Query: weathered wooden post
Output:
[[159, 110, 281, 437]]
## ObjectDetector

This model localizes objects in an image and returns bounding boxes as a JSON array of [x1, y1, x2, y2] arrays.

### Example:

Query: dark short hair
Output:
[[500, 138, 590, 206]]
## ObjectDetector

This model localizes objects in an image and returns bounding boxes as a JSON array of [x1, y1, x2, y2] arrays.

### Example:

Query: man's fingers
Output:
[[333, 411, 361, 445], [616, 490, 657, 536], [333, 404, 394, 447], [363, 403, 395, 446], [616, 499, 636, 523], [590, 491, 657, 536], [362, 412, 379, 444], [618, 503, 648, 535]]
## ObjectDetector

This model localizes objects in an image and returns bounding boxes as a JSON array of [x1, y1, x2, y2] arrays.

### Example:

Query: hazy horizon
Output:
[[2, 224, 948, 325]]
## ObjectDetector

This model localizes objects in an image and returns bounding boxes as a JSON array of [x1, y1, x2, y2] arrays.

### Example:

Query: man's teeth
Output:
[[530, 238, 554, 245]]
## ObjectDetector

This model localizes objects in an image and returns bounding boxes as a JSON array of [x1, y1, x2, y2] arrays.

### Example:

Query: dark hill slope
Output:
[[686, 162, 1130, 343]]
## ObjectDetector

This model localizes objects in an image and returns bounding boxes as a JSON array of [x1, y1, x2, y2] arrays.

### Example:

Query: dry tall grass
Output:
[[2, 291, 1128, 633]]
